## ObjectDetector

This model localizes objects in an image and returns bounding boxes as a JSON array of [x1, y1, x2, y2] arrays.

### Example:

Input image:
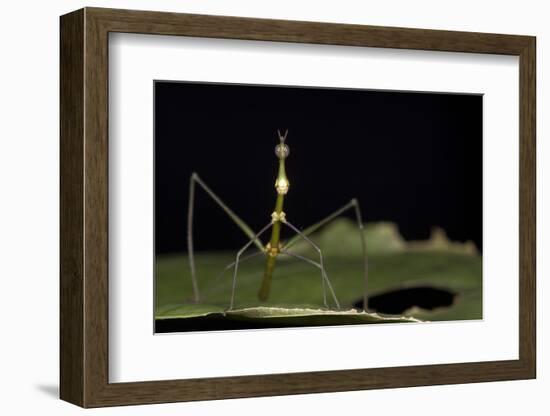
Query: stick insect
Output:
[[187, 130, 368, 311]]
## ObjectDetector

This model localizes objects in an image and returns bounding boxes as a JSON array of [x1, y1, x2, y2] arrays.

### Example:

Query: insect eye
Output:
[[275, 144, 290, 159]]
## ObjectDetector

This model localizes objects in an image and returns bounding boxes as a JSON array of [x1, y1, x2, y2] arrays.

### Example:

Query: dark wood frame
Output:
[[60, 7, 536, 408]]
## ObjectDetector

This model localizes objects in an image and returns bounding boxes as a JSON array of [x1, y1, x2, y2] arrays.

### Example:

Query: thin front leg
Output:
[[280, 250, 340, 309], [229, 222, 273, 310], [200, 251, 264, 301], [283, 199, 369, 311], [187, 173, 264, 302], [282, 220, 341, 310]]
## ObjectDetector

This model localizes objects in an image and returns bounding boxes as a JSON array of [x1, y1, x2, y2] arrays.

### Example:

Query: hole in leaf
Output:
[[354, 286, 456, 315]]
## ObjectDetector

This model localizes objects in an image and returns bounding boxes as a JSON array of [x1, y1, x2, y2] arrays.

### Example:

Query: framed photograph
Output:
[[60, 7, 536, 407]]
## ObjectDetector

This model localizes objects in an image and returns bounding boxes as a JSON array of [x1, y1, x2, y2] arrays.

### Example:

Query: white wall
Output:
[[0, 1, 546, 414]]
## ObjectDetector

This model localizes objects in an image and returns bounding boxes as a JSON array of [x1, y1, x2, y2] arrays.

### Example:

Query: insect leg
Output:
[[199, 251, 264, 301], [282, 199, 368, 311], [280, 250, 339, 309], [187, 173, 264, 302], [351, 199, 369, 311], [282, 220, 340, 310], [229, 222, 273, 311]]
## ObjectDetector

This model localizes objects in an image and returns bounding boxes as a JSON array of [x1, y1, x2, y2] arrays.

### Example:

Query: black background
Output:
[[155, 81, 482, 255]]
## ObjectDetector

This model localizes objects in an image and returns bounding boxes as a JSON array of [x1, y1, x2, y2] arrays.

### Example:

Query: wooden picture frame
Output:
[[60, 7, 536, 408]]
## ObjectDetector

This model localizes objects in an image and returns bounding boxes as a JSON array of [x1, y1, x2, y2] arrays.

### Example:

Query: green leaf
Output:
[[290, 218, 478, 257], [156, 306, 420, 331], [155, 220, 482, 330]]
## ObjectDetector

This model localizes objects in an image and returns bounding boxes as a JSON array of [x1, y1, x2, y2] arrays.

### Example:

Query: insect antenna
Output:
[[277, 128, 289, 143]]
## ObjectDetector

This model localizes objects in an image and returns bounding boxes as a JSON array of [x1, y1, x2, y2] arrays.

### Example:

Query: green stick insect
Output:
[[187, 129, 369, 310]]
